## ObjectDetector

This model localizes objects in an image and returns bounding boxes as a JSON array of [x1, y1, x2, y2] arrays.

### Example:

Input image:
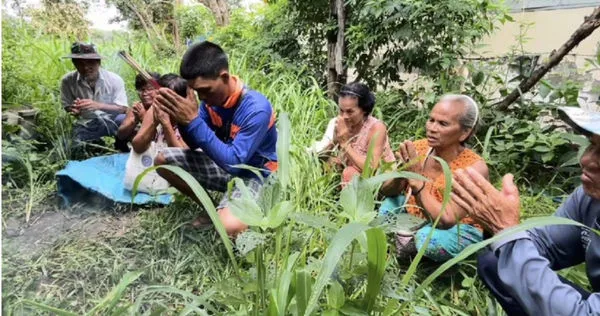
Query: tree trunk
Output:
[[198, 0, 230, 26], [494, 6, 600, 111], [327, 0, 347, 100]]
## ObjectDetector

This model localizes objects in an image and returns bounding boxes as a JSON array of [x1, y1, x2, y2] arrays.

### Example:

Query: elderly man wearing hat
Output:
[[451, 107, 600, 315], [61, 42, 128, 150]]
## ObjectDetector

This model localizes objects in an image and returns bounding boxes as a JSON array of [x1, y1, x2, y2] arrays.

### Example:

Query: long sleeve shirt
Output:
[[180, 89, 277, 179], [491, 186, 600, 315]]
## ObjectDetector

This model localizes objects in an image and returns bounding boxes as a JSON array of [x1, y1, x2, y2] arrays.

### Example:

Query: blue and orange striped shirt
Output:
[[180, 89, 278, 179]]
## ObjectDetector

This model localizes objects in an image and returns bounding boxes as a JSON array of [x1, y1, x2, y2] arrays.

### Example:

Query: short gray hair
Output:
[[439, 94, 480, 142], [440, 94, 479, 129]]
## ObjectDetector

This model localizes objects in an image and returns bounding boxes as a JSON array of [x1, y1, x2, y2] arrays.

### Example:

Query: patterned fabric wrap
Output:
[[161, 147, 262, 209], [413, 223, 483, 262]]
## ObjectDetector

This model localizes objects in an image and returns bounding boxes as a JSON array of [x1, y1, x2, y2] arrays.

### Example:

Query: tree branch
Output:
[[494, 6, 600, 111]]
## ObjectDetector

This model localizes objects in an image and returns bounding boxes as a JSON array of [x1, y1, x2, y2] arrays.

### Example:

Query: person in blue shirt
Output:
[[452, 106, 600, 315], [154, 41, 277, 236]]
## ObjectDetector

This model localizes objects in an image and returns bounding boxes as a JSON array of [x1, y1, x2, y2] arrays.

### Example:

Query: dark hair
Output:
[[135, 72, 160, 90], [158, 73, 188, 98], [339, 82, 376, 115], [180, 41, 228, 80]]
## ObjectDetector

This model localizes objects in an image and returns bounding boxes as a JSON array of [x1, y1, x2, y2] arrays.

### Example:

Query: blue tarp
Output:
[[56, 153, 173, 206]]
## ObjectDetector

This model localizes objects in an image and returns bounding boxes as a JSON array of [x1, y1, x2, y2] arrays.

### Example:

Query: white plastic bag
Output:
[[123, 141, 170, 194], [306, 117, 337, 154]]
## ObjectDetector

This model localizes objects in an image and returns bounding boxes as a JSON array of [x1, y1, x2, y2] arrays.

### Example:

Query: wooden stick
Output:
[[117, 51, 161, 89], [493, 6, 600, 111]]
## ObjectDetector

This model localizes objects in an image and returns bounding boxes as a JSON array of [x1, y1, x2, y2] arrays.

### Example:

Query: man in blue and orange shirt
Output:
[[154, 41, 277, 236]]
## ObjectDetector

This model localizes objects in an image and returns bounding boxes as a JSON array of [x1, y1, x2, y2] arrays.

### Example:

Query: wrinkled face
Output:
[[425, 100, 471, 148], [338, 96, 366, 129], [137, 83, 157, 109], [188, 72, 229, 107], [581, 134, 600, 199], [72, 58, 100, 82]]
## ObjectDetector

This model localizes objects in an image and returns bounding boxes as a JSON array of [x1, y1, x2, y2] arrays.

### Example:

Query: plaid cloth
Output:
[[161, 147, 262, 209]]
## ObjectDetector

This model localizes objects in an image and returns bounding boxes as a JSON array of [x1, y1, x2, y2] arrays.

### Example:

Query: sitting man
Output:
[[452, 107, 599, 315], [154, 41, 278, 236], [60, 42, 128, 151]]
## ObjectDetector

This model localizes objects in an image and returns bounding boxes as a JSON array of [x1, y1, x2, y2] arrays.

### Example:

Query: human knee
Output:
[[219, 208, 248, 236]]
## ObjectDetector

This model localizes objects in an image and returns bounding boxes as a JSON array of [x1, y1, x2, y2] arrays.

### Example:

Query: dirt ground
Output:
[[2, 196, 140, 260]]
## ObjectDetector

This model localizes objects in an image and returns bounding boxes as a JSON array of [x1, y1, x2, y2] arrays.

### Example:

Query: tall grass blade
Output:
[[20, 300, 78, 316], [402, 157, 452, 285], [294, 269, 312, 316], [361, 132, 378, 178], [364, 227, 387, 313], [482, 127, 494, 161], [131, 165, 240, 277], [305, 223, 371, 316], [277, 112, 291, 190], [86, 270, 143, 315], [416, 216, 600, 294]]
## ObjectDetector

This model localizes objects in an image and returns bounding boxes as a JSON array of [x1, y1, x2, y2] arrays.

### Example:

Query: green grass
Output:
[[2, 17, 588, 316]]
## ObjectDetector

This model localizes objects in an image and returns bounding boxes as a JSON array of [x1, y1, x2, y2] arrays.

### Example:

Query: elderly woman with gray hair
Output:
[[380, 94, 489, 262]]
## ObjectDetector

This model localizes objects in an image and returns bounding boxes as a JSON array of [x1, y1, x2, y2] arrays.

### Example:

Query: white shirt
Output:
[[60, 68, 128, 124]]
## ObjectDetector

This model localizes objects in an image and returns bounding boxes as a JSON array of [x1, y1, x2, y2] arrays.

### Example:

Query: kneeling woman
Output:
[[330, 82, 395, 185], [381, 94, 489, 262]]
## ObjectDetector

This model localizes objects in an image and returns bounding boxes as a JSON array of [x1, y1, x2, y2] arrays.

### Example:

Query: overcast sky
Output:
[[3, 0, 262, 31]]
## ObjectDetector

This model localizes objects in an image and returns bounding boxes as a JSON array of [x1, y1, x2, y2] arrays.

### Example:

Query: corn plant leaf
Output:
[[135, 165, 240, 277], [364, 227, 388, 312], [294, 269, 312, 316], [263, 200, 293, 230], [416, 216, 600, 294], [365, 171, 429, 189], [277, 112, 291, 190], [305, 223, 371, 316], [339, 177, 376, 224], [402, 157, 452, 285], [327, 281, 345, 310], [228, 178, 265, 227], [271, 251, 301, 316]]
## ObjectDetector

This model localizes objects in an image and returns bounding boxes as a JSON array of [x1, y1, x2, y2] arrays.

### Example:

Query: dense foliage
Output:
[[2, 1, 594, 314]]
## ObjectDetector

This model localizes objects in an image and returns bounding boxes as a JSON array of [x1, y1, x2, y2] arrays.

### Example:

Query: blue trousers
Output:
[[477, 250, 590, 316]]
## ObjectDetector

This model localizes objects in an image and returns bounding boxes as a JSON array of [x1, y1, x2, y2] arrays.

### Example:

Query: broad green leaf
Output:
[[327, 281, 345, 310], [365, 171, 429, 188], [263, 200, 293, 230], [364, 228, 387, 313], [229, 178, 265, 227], [305, 223, 371, 316], [339, 177, 376, 223], [472, 71, 484, 86], [416, 216, 600, 294]]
